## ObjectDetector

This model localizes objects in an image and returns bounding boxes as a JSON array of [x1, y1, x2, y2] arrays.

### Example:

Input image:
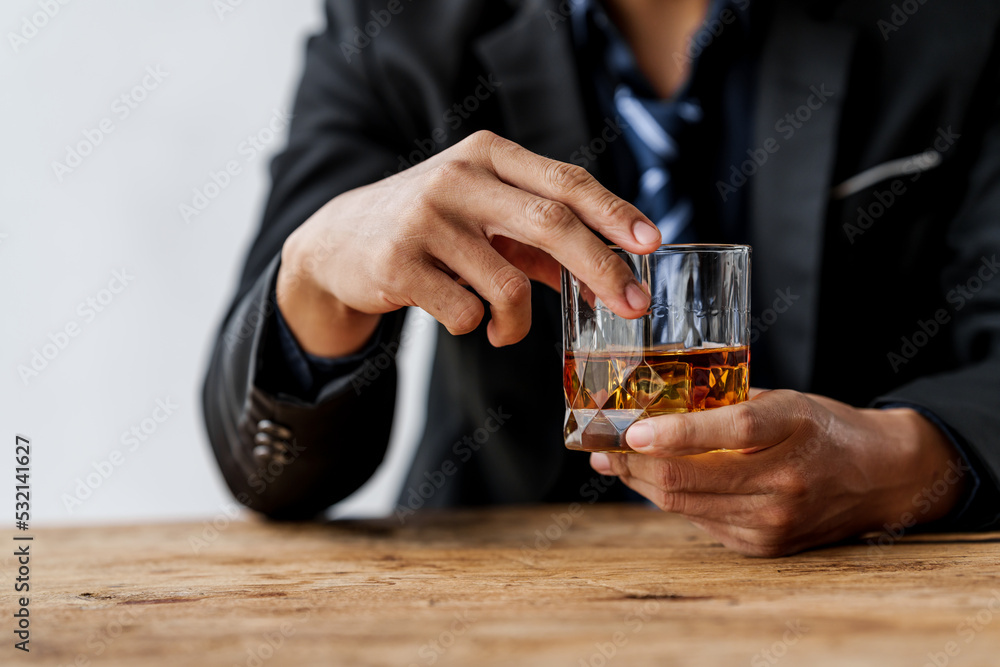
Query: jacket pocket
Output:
[[831, 150, 942, 200]]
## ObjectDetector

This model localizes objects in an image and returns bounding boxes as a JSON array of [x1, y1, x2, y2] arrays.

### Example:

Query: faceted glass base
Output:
[[563, 346, 748, 453]]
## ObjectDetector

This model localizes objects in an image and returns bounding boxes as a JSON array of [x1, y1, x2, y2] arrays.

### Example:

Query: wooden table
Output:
[[6, 504, 1000, 666]]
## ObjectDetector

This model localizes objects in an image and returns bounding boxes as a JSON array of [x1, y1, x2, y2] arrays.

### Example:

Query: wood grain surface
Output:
[[4, 504, 1000, 666]]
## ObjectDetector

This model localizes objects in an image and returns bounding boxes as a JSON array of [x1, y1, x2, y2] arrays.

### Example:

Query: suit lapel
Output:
[[751, 0, 857, 390], [473, 0, 592, 166]]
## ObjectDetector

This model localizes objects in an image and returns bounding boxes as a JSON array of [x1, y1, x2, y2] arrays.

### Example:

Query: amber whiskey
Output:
[[563, 345, 749, 453]]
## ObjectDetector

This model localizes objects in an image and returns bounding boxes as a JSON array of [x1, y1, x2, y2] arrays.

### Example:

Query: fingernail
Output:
[[627, 421, 654, 450], [590, 452, 612, 473], [632, 220, 661, 246], [625, 282, 650, 311]]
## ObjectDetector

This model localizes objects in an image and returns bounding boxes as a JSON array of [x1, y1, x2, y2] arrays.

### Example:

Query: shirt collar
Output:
[[571, 0, 754, 102], [571, 0, 754, 34]]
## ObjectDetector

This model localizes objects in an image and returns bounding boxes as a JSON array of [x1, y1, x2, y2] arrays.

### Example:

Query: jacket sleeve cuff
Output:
[[258, 258, 390, 402]]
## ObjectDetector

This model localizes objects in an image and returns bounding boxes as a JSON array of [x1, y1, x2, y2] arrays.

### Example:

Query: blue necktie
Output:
[[574, 0, 740, 244], [613, 87, 702, 243]]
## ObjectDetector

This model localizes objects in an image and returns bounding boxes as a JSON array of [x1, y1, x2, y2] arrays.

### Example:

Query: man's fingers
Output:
[[684, 517, 786, 556], [591, 454, 806, 556], [624, 390, 811, 456], [448, 174, 649, 318], [592, 453, 764, 522], [408, 265, 486, 337], [591, 451, 763, 495], [491, 236, 563, 294], [501, 204, 651, 318], [613, 473, 740, 519], [434, 232, 533, 347], [476, 131, 661, 253]]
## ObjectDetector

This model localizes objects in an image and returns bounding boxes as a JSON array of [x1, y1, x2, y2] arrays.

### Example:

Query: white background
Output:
[[1, 0, 435, 526]]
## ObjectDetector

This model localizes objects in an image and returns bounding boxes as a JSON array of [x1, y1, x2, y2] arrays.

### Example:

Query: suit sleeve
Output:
[[874, 77, 1000, 531], [200, 1, 411, 519]]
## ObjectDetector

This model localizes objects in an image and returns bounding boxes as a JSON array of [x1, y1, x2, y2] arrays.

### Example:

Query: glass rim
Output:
[[606, 243, 751, 253]]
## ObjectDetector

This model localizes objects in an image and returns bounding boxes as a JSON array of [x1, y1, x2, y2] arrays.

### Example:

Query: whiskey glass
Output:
[[562, 244, 751, 452]]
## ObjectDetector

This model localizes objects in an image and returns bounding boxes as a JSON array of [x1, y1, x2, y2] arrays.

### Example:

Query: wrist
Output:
[[868, 407, 967, 530], [276, 226, 381, 358]]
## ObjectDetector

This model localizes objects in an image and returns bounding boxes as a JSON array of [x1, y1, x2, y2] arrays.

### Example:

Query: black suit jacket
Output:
[[202, 0, 1000, 528]]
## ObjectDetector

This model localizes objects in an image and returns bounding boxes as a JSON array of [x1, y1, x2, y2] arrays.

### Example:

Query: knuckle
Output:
[[492, 267, 531, 306], [730, 403, 764, 443], [526, 198, 577, 235], [609, 453, 631, 476], [776, 390, 813, 421], [595, 192, 631, 221], [467, 129, 500, 150], [376, 242, 408, 276], [409, 187, 440, 219], [795, 396, 821, 432], [383, 260, 420, 297], [655, 490, 684, 514], [588, 247, 634, 290], [547, 161, 592, 194], [666, 415, 690, 450], [448, 298, 484, 335], [776, 466, 809, 501], [464, 130, 509, 164], [657, 461, 685, 493], [424, 160, 474, 192], [373, 287, 397, 310], [761, 502, 798, 534]]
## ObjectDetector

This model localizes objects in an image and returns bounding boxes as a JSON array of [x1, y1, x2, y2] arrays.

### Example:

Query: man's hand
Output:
[[276, 130, 661, 358], [590, 389, 968, 557]]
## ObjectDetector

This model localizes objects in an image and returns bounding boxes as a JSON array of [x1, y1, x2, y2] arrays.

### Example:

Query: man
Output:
[[202, 0, 1000, 556]]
